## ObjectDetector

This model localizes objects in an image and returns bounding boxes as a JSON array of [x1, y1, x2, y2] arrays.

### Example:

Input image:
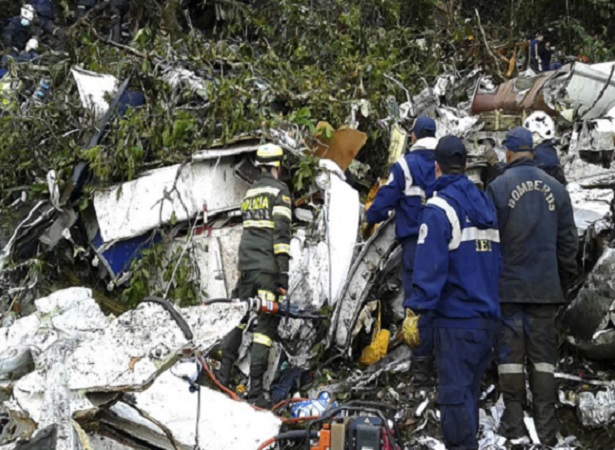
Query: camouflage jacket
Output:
[[237, 173, 292, 274]]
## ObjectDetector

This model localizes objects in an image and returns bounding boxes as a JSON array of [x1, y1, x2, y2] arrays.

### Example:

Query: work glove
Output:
[[25, 38, 38, 53], [401, 309, 421, 349], [275, 272, 289, 296]]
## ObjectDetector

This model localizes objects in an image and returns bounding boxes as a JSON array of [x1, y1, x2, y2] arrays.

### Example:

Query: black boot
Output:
[[216, 326, 244, 388], [217, 356, 234, 388], [247, 361, 271, 408]]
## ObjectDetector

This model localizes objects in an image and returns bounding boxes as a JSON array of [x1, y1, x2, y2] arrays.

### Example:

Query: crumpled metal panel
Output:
[[545, 62, 615, 120], [1, 288, 246, 445], [93, 158, 250, 243], [563, 248, 615, 359], [100, 365, 281, 450], [578, 389, 615, 428], [569, 118, 615, 154], [329, 217, 397, 352]]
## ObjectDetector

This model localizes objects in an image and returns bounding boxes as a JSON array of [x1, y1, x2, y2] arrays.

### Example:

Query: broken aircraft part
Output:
[[93, 157, 250, 243], [100, 365, 281, 450], [563, 248, 615, 360], [545, 62, 615, 121], [577, 388, 615, 428], [329, 216, 397, 353], [471, 71, 558, 115], [0, 287, 246, 445]]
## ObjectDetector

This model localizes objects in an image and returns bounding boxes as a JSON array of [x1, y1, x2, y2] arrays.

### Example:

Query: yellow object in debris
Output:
[[388, 123, 408, 165], [236, 384, 247, 395], [361, 178, 387, 239], [358, 301, 391, 366], [401, 309, 421, 349]]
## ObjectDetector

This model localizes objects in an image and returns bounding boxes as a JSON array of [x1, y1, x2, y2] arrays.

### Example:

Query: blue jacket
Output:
[[2, 17, 37, 53], [530, 39, 540, 59], [486, 158, 578, 304], [366, 137, 437, 242], [405, 174, 502, 329], [31, 0, 56, 21], [534, 140, 567, 184]]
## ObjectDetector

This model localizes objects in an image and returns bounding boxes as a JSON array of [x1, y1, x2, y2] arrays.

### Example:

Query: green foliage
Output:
[[121, 236, 202, 308], [292, 153, 319, 191]]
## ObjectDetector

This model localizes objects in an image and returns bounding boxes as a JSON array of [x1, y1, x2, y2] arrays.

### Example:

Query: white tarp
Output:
[[71, 68, 119, 118], [93, 158, 250, 243]]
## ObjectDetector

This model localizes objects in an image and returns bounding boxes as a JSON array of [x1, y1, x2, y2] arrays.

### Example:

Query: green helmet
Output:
[[256, 143, 283, 167]]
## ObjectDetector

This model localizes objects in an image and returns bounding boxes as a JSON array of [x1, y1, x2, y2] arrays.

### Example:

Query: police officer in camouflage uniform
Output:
[[217, 143, 292, 407]]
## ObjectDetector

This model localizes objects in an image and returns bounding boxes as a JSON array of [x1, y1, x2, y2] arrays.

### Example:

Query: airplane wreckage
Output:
[[1, 59, 615, 449]]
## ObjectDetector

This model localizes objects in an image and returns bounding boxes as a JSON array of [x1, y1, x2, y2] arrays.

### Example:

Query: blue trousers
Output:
[[402, 238, 433, 359], [435, 327, 495, 450]]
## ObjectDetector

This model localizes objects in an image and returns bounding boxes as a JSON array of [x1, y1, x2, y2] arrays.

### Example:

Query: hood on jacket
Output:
[[410, 137, 438, 152], [434, 174, 498, 229]]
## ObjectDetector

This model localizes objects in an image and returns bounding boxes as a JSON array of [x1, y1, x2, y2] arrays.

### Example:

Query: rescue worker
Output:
[[365, 116, 438, 384], [529, 32, 544, 72], [77, 0, 129, 42], [2, 5, 40, 65], [217, 143, 292, 407], [486, 127, 577, 446], [30, 0, 65, 41], [402, 135, 501, 450], [540, 41, 553, 72], [524, 111, 567, 185]]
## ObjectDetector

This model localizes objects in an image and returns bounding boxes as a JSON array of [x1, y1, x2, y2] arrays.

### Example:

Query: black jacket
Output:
[[2, 17, 38, 53], [534, 140, 567, 185], [486, 158, 578, 304]]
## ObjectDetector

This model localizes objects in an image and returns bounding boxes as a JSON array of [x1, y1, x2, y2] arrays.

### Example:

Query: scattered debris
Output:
[[577, 388, 615, 428]]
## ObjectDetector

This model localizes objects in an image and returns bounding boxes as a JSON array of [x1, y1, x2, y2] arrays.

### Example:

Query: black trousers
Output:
[[496, 303, 559, 445], [218, 270, 278, 395]]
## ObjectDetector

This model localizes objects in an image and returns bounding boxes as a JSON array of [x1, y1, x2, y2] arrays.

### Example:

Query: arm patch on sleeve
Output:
[[418, 223, 428, 244]]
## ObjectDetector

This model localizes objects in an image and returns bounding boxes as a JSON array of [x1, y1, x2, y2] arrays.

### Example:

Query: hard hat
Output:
[[523, 111, 555, 145], [255, 143, 283, 167], [21, 4, 36, 22]]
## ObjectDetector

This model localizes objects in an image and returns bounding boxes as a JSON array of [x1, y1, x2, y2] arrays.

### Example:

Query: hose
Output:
[[257, 430, 318, 450], [143, 296, 321, 424], [142, 296, 193, 340], [194, 352, 319, 424], [201, 298, 233, 305]]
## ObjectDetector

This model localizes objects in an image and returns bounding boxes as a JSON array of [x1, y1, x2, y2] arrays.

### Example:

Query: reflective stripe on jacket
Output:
[[238, 173, 292, 274], [405, 174, 502, 329], [366, 137, 437, 241], [486, 158, 578, 304]]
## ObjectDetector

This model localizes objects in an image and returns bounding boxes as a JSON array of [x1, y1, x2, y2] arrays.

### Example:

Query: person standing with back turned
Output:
[[365, 116, 438, 384], [487, 127, 577, 446], [217, 143, 292, 408], [402, 136, 502, 450]]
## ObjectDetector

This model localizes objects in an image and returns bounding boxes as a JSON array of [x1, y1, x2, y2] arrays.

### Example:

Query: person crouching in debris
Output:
[[402, 136, 502, 450], [486, 127, 578, 446], [216, 143, 292, 408], [524, 111, 567, 185], [365, 116, 438, 385], [1, 5, 41, 65]]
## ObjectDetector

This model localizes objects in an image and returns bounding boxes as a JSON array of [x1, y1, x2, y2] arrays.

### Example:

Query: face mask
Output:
[[21, 18, 32, 27]]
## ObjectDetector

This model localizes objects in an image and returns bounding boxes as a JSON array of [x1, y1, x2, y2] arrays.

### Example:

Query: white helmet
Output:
[[21, 4, 36, 20], [524, 111, 555, 145], [21, 4, 35, 24]]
